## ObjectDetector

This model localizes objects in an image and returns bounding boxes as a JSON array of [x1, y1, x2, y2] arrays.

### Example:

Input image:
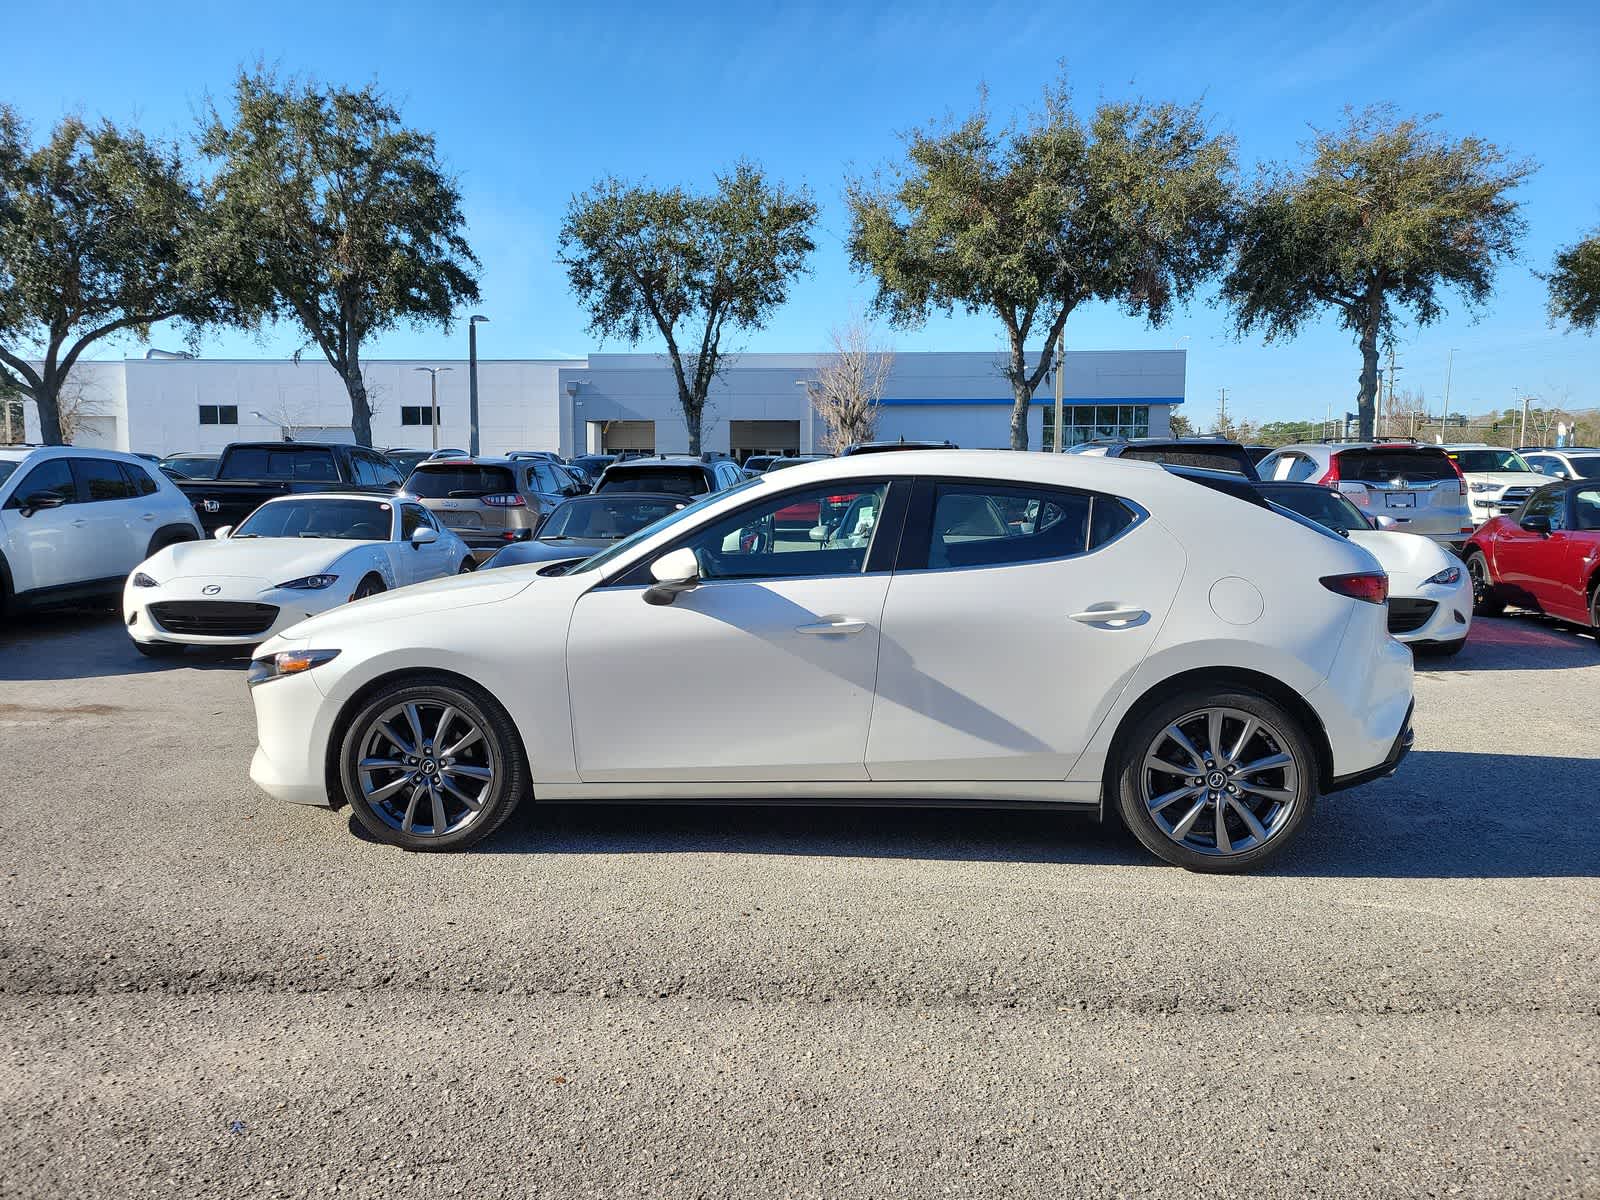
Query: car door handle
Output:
[[70, 518, 89, 528], [1069, 606, 1148, 626], [795, 618, 867, 635]]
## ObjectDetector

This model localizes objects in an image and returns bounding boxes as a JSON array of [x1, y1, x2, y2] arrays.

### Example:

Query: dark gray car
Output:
[[480, 492, 691, 570]]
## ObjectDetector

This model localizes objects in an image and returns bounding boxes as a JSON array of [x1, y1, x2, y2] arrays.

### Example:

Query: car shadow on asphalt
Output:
[[0, 607, 251, 680], [441, 745, 1597, 879], [1421, 614, 1599, 672]]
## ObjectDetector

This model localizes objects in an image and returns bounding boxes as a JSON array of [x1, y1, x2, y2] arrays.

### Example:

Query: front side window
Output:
[[1574, 488, 1600, 531], [400, 505, 432, 538], [72, 457, 138, 501], [674, 481, 891, 580], [222, 447, 338, 482], [1571, 456, 1600, 480], [1451, 449, 1532, 474], [5, 459, 76, 507], [915, 482, 1133, 570], [1520, 488, 1566, 530]]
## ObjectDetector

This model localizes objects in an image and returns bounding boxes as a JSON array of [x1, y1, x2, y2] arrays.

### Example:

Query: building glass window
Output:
[[198, 405, 238, 425], [401, 406, 440, 426], [1042, 404, 1152, 452]]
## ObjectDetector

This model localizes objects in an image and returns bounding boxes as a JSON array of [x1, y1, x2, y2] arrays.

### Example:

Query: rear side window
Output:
[[73, 457, 139, 500], [126, 463, 160, 496], [1336, 449, 1456, 482], [601, 467, 711, 496], [913, 482, 1134, 570], [406, 465, 517, 497], [222, 447, 338, 482]]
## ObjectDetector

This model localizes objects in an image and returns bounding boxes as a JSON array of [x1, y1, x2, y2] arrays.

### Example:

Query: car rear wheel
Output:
[[458, 558, 476, 573], [1466, 552, 1505, 617], [338, 677, 527, 851], [1114, 690, 1318, 873]]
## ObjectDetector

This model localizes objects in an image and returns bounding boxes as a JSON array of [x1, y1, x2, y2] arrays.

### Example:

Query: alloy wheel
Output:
[[1140, 707, 1301, 857], [1468, 556, 1492, 608], [355, 699, 498, 838]]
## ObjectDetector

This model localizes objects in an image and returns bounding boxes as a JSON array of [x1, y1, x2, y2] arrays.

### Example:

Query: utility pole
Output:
[[1439, 348, 1456, 441], [1518, 391, 1531, 448], [1382, 346, 1403, 439], [413, 366, 453, 451], [468, 315, 489, 458], [1215, 386, 1230, 437], [1051, 329, 1065, 452]]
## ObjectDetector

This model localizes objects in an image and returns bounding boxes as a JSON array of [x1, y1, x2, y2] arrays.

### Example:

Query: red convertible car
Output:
[[1464, 480, 1600, 630]]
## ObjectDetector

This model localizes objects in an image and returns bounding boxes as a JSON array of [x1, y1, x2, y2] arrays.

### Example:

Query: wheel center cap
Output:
[[421, 759, 437, 774], [1207, 771, 1226, 790]]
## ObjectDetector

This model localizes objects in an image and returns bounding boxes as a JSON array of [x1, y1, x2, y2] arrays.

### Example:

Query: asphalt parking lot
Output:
[[1, 608, 1596, 1198]]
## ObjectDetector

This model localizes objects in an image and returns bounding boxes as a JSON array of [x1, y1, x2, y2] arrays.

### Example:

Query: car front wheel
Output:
[[338, 677, 528, 851], [1466, 552, 1505, 617], [1114, 690, 1318, 873]]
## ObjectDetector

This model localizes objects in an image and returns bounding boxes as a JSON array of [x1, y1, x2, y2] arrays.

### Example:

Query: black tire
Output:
[[1113, 688, 1319, 874], [1466, 551, 1505, 617], [1590, 578, 1600, 633], [145, 528, 196, 559], [352, 574, 386, 601], [337, 675, 528, 851], [1415, 638, 1466, 657], [134, 640, 185, 658], [458, 558, 477, 573]]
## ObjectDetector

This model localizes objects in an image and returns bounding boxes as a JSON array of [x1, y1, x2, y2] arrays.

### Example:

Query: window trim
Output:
[[4, 457, 81, 508], [70, 455, 141, 503], [604, 477, 909, 588], [894, 476, 1146, 574]]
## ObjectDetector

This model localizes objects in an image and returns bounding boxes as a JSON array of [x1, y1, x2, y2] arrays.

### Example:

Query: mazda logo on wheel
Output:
[[202, 584, 222, 595]]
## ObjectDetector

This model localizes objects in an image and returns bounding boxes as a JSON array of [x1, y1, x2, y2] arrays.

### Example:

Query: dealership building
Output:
[[16, 349, 1185, 458]]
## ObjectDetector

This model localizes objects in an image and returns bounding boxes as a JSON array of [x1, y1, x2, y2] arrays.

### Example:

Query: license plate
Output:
[[446, 513, 482, 529], [1386, 492, 1415, 508]]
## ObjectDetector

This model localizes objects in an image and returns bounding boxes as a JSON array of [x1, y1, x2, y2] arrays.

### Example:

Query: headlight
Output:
[[1469, 482, 1498, 494], [132, 572, 159, 588], [276, 574, 340, 590], [246, 648, 341, 687], [1424, 565, 1462, 586]]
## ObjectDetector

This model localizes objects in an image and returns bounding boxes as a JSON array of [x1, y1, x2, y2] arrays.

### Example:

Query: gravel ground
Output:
[[1, 607, 1596, 1198]]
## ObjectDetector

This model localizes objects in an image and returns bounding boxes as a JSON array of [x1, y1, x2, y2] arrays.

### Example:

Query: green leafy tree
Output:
[[559, 162, 816, 454], [846, 81, 1236, 451], [1222, 106, 1533, 440], [1546, 231, 1600, 333], [201, 71, 480, 447], [1168, 412, 1194, 436], [0, 107, 225, 444], [1255, 419, 1326, 446]]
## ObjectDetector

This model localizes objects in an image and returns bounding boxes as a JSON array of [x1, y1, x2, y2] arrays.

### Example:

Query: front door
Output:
[[565, 479, 900, 783], [1494, 488, 1567, 612], [398, 504, 453, 584], [2, 458, 93, 592], [865, 478, 1181, 781]]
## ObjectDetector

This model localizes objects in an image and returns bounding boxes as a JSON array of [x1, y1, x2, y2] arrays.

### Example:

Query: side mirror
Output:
[[213, 525, 233, 540], [644, 547, 700, 606], [1369, 514, 1399, 530], [410, 526, 439, 547], [808, 524, 830, 542], [1520, 514, 1552, 535], [20, 491, 67, 517]]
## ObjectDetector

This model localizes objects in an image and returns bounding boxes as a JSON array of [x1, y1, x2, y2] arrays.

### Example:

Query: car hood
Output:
[[1348, 529, 1458, 591], [148, 537, 373, 582], [268, 568, 534, 645], [1463, 471, 1546, 488]]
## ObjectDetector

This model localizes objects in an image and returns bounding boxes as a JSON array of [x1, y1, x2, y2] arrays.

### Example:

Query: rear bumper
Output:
[[1327, 700, 1414, 793]]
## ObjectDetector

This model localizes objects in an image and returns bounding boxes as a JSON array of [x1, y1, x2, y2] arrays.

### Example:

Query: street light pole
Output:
[[413, 367, 453, 452], [1052, 329, 1065, 452], [468, 315, 488, 457]]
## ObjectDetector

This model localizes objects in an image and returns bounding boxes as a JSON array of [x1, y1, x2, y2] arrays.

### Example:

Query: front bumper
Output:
[[1387, 575, 1474, 647], [125, 581, 347, 648], [247, 662, 341, 806]]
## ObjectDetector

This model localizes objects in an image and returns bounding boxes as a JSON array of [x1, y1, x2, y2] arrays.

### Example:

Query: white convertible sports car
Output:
[[125, 492, 473, 656], [1257, 482, 1474, 655], [244, 452, 1415, 873]]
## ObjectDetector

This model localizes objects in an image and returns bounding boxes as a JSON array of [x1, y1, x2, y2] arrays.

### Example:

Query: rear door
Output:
[[71, 456, 148, 571], [865, 478, 1182, 781]]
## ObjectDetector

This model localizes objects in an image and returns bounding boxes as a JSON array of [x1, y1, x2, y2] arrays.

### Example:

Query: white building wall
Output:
[[19, 361, 128, 449]]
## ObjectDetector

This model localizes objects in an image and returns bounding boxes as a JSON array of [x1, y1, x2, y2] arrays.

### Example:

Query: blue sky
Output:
[[6, 0, 1598, 423]]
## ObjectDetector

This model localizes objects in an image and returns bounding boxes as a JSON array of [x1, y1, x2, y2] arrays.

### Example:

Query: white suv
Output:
[[1440, 445, 1549, 528], [0, 446, 202, 614]]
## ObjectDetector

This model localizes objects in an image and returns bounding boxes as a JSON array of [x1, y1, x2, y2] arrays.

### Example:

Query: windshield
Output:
[[599, 466, 712, 496], [1571, 456, 1600, 480], [1451, 449, 1532, 473], [163, 456, 219, 479], [570, 477, 760, 575], [234, 498, 393, 540], [405, 464, 516, 497], [1260, 485, 1368, 535], [541, 495, 688, 540]]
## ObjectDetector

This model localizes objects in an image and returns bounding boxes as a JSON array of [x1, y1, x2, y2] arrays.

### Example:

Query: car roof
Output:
[[0, 445, 163, 466], [258, 491, 400, 505], [553, 490, 686, 503], [603, 455, 712, 468], [411, 456, 521, 467]]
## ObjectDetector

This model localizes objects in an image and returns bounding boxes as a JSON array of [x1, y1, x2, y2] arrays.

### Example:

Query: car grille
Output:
[[1497, 487, 1535, 509], [1388, 598, 1438, 635], [148, 601, 280, 637]]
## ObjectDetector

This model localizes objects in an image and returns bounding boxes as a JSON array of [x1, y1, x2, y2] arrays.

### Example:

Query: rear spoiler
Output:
[[1163, 465, 1272, 509]]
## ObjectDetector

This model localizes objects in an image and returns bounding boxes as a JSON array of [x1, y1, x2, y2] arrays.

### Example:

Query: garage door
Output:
[[731, 420, 800, 461], [602, 420, 655, 452]]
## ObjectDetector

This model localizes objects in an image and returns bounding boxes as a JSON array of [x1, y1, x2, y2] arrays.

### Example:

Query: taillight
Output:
[[1446, 455, 1467, 496], [825, 494, 856, 505], [1320, 572, 1388, 605], [482, 493, 525, 507], [1318, 454, 1342, 485]]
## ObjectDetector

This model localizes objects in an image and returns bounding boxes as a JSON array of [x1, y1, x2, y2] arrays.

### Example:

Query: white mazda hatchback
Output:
[[246, 451, 1414, 872]]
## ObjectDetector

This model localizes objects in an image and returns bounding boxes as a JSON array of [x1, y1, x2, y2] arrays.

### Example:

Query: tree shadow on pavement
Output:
[[459, 747, 1597, 880]]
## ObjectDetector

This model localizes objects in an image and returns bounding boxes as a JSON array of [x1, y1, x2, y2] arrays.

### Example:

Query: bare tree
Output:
[[1380, 386, 1429, 439], [54, 376, 112, 444], [803, 320, 894, 453]]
